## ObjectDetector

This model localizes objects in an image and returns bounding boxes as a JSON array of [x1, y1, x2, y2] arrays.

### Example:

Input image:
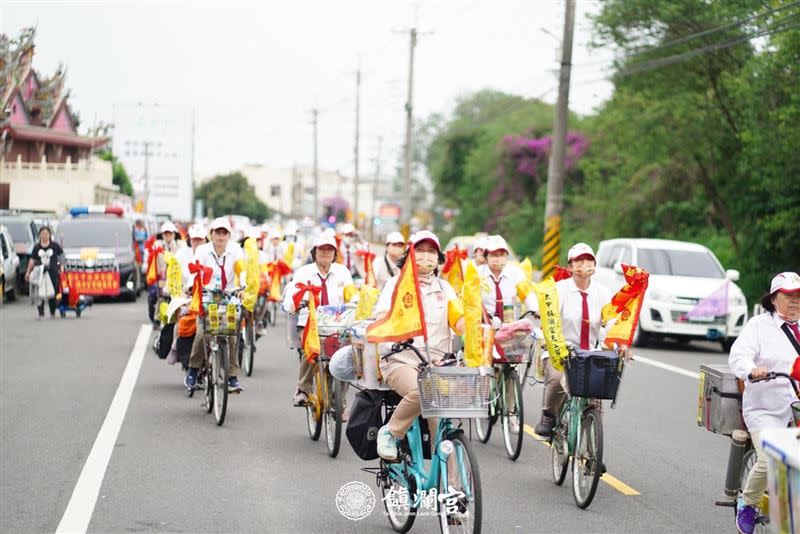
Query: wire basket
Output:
[[495, 332, 534, 364], [202, 302, 243, 336], [320, 330, 350, 358], [418, 366, 492, 418]]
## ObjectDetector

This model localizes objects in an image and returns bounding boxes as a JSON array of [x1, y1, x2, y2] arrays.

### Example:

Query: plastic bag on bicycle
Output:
[[565, 350, 622, 400]]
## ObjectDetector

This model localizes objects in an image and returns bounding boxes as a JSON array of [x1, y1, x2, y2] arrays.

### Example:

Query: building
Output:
[[0, 28, 115, 213], [112, 103, 194, 220]]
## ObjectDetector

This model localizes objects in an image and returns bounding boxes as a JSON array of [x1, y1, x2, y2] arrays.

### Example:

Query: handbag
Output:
[[345, 389, 386, 460], [39, 269, 56, 299]]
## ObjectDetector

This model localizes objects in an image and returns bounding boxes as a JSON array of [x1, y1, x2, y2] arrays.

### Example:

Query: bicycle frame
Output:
[[307, 357, 331, 422], [557, 395, 591, 456]]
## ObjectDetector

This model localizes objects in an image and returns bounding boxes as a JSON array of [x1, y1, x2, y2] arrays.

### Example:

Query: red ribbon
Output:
[[607, 264, 649, 314], [442, 246, 467, 275], [292, 282, 322, 310], [188, 260, 213, 285], [553, 265, 572, 282]]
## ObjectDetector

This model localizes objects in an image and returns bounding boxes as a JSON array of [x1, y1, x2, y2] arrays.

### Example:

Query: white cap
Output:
[[385, 231, 405, 245], [770, 272, 800, 294], [268, 230, 282, 240], [160, 221, 178, 234], [410, 230, 441, 251], [260, 223, 271, 233], [340, 223, 356, 235], [245, 227, 262, 240], [312, 233, 337, 250], [484, 235, 510, 253], [187, 224, 206, 240], [567, 242, 595, 262], [209, 217, 232, 233]]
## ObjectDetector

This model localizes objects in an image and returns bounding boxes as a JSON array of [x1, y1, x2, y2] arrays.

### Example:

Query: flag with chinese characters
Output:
[[293, 282, 322, 362], [601, 264, 650, 346], [533, 278, 570, 370], [367, 245, 428, 343], [442, 246, 467, 295], [686, 281, 728, 320]]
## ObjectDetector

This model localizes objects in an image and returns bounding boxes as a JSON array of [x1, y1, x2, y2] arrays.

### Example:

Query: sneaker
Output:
[[292, 389, 309, 406], [184, 368, 198, 390], [508, 414, 520, 435], [340, 404, 349, 423], [376, 425, 399, 461], [228, 376, 243, 392], [534, 411, 556, 437], [736, 497, 759, 534]]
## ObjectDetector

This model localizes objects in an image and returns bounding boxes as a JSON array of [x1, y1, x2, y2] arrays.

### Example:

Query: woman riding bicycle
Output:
[[729, 272, 800, 534], [533, 243, 630, 437], [373, 231, 407, 290], [375, 230, 466, 462]]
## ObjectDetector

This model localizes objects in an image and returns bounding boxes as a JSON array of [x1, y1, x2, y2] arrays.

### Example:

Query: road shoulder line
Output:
[[633, 355, 700, 380]]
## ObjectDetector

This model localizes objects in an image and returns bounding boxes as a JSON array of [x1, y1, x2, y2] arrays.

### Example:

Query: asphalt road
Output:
[[1, 295, 738, 533]]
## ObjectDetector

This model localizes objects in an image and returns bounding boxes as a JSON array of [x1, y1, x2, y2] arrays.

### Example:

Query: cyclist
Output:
[[147, 221, 182, 329], [533, 243, 629, 437], [339, 223, 368, 280], [264, 230, 285, 262], [375, 230, 466, 462], [184, 217, 246, 393], [243, 227, 270, 336], [175, 224, 207, 285], [283, 233, 354, 406], [729, 272, 800, 534], [373, 231, 407, 290], [468, 236, 488, 270]]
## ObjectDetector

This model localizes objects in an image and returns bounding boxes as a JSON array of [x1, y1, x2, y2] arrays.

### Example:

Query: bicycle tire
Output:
[[325, 375, 343, 458], [572, 407, 603, 509], [474, 376, 498, 443], [382, 461, 418, 532], [501, 369, 524, 461], [739, 447, 770, 532], [438, 431, 482, 534], [213, 338, 229, 426], [204, 366, 214, 414], [242, 318, 254, 377], [306, 365, 323, 441]]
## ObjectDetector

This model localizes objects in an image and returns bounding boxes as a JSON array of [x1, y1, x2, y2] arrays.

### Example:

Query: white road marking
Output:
[[633, 354, 700, 380], [55, 324, 151, 534]]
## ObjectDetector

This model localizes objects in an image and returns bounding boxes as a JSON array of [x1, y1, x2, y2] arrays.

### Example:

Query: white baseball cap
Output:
[[268, 230, 282, 240], [385, 231, 405, 245], [209, 217, 232, 233], [484, 235, 510, 254], [187, 224, 206, 240], [245, 227, 262, 240], [567, 243, 595, 262], [770, 272, 800, 294], [312, 233, 338, 250], [410, 230, 441, 251], [473, 237, 488, 252], [160, 221, 178, 234]]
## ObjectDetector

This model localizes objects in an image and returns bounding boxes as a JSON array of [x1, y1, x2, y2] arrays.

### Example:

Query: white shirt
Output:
[[263, 241, 286, 263], [341, 240, 368, 278], [376, 275, 460, 367], [373, 254, 399, 291], [728, 313, 799, 432], [546, 277, 612, 350], [478, 264, 538, 319], [282, 262, 353, 327], [174, 246, 198, 290], [192, 242, 245, 290]]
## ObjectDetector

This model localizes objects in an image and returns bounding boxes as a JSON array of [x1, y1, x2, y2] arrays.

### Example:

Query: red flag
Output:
[[442, 246, 467, 294], [293, 282, 323, 361], [188, 260, 213, 316], [552, 265, 572, 282], [356, 248, 377, 287]]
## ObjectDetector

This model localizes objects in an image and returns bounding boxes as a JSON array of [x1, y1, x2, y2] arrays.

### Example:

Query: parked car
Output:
[[55, 206, 143, 301], [0, 225, 20, 301], [0, 214, 37, 294], [593, 238, 747, 352]]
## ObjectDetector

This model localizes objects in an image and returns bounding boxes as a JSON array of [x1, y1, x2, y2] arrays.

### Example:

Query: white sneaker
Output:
[[509, 415, 520, 435], [376, 425, 398, 461]]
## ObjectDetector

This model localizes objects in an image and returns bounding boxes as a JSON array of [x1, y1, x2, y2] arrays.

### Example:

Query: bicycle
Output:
[[303, 329, 349, 458], [549, 348, 624, 509], [363, 340, 486, 533], [714, 371, 800, 532], [237, 308, 256, 377], [188, 287, 244, 426], [474, 331, 536, 461]]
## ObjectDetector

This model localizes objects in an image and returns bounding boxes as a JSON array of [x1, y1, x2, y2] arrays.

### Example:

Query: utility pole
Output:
[[542, 0, 575, 279], [401, 28, 416, 240], [311, 108, 319, 222], [353, 69, 361, 228]]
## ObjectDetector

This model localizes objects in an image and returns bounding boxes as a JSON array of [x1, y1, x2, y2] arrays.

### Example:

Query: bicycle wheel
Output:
[[306, 365, 323, 441], [572, 407, 603, 509], [325, 374, 343, 457], [551, 410, 569, 486], [243, 319, 255, 377], [382, 462, 418, 533], [474, 377, 497, 443], [739, 447, 770, 532], [438, 432, 482, 534], [501, 369, 524, 461], [212, 338, 229, 426], [204, 366, 214, 414]]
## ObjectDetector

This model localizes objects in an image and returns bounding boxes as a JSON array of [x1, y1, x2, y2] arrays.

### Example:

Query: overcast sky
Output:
[[2, 0, 616, 178]]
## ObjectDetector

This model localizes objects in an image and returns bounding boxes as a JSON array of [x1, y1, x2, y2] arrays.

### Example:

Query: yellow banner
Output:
[[462, 262, 484, 367], [533, 278, 569, 371], [242, 238, 260, 312], [165, 252, 183, 298]]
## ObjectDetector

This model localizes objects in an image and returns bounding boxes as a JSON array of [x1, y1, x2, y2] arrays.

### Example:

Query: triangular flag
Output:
[[601, 264, 650, 346], [367, 245, 428, 343]]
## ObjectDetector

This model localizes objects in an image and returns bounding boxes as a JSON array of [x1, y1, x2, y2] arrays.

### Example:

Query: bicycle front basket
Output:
[[495, 332, 534, 363], [792, 400, 800, 427], [202, 302, 242, 336], [417, 366, 492, 418], [565, 350, 622, 400]]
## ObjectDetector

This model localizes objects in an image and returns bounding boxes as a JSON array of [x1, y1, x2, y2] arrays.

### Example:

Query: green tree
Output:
[[98, 150, 134, 197], [195, 172, 270, 222]]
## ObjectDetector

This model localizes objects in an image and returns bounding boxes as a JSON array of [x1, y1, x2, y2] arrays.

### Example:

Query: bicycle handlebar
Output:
[[747, 371, 800, 396], [382, 339, 459, 367]]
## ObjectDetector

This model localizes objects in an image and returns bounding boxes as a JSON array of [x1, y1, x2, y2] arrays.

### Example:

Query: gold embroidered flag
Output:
[[601, 264, 649, 346]]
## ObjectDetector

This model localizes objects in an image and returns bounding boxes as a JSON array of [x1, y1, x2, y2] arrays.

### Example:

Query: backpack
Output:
[[154, 323, 175, 359], [346, 389, 387, 460]]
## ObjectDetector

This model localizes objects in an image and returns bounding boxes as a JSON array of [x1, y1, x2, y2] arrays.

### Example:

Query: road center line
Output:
[[55, 324, 151, 534], [522, 424, 641, 496], [633, 355, 700, 380]]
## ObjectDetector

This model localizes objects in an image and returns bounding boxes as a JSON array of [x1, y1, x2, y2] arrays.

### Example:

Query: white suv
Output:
[[593, 238, 747, 352]]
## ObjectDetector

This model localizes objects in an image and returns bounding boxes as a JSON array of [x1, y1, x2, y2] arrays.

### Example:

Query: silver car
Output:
[[0, 225, 20, 301]]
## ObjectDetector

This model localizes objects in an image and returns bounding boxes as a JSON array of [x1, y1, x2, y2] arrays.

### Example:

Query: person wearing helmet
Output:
[[375, 230, 466, 462], [533, 243, 622, 438], [373, 232, 407, 290], [283, 233, 355, 406], [184, 217, 246, 393]]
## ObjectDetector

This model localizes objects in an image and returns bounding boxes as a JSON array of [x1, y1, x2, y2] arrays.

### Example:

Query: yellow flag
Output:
[[367, 246, 427, 343], [164, 252, 183, 298], [242, 238, 260, 312], [601, 264, 649, 346], [355, 284, 380, 321], [520, 257, 533, 281], [302, 290, 321, 361], [533, 278, 569, 370], [462, 262, 484, 367], [283, 242, 295, 266]]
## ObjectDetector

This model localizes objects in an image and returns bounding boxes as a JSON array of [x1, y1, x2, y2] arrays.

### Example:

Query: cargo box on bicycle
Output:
[[564, 350, 622, 400], [697, 363, 744, 435]]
